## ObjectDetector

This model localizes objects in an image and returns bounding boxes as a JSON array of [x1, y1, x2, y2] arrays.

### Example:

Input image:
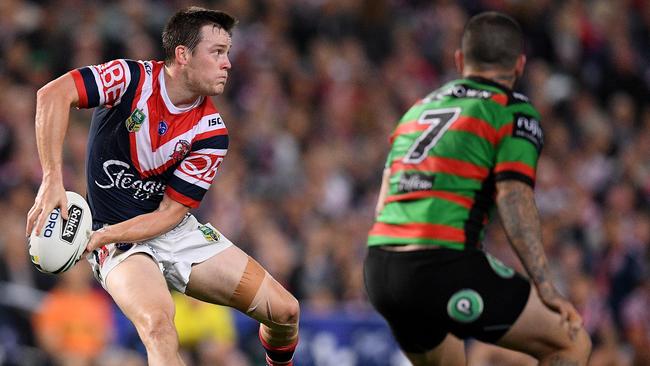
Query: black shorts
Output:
[[363, 246, 531, 353]]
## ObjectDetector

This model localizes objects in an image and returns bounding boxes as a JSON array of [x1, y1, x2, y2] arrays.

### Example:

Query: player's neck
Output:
[[163, 65, 201, 108], [462, 68, 516, 89]]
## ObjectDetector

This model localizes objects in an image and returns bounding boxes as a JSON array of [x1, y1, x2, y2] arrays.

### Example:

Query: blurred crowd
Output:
[[1, 0, 650, 365]]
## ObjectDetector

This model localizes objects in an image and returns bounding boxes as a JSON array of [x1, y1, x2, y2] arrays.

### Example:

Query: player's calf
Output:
[[230, 257, 300, 365]]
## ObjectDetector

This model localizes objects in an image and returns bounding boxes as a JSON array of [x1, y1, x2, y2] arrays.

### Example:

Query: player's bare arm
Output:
[[496, 180, 582, 337], [85, 194, 190, 253], [27, 73, 79, 236]]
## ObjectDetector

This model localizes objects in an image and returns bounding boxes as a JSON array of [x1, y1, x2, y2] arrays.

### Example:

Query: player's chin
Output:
[[207, 84, 225, 96]]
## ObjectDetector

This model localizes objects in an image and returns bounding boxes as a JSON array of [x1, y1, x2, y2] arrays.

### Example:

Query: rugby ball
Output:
[[28, 191, 92, 274]]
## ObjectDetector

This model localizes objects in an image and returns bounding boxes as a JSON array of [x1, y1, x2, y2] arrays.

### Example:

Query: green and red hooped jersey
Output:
[[368, 77, 544, 250]]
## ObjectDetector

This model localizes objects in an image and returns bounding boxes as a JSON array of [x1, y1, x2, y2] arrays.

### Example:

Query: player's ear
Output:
[[454, 50, 464, 74], [514, 54, 526, 79], [175, 45, 190, 66]]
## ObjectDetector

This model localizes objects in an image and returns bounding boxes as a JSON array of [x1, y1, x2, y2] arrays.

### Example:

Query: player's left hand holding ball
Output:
[[27, 191, 93, 274], [26, 178, 69, 237]]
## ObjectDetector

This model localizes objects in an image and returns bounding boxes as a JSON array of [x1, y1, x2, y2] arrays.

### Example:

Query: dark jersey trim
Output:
[[166, 185, 200, 208], [494, 171, 534, 188], [464, 173, 496, 249], [192, 134, 229, 150], [167, 175, 205, 202], [464, 76, 532, 106], [466, 76, 511, 94], [79, 67, 100, 107]]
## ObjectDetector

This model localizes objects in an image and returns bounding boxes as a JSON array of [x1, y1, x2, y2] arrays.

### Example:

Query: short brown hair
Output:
[[162, 7, 237, 64], [461, 12, 523, 70]]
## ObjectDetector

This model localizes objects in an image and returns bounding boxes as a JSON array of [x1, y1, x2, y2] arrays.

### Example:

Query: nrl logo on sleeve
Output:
[[125, 108, 146, 132], [512, 113, 544, 152]]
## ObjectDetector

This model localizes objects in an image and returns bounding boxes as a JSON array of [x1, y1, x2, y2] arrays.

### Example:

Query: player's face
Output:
[[186, 25, 232, 96]]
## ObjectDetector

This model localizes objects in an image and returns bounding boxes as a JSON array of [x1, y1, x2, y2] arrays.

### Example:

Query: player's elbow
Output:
[[495, 180, 534, 203], [157, 199, 191, 227], [36, 82, 56, 102], [37, 74, 78, 106]]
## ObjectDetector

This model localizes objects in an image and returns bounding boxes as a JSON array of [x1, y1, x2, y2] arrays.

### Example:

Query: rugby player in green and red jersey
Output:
[[364, 12, 591, 366]]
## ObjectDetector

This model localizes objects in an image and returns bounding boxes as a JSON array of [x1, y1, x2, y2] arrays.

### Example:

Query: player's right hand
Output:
[[26, 178, 69, 237], [537, 282, 583, 341]]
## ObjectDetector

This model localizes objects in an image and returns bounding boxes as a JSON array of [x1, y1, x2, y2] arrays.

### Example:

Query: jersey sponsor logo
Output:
[[512, 113, 544, 151], [158, 121, 168, 135], [95, 160, 166, 200], [126, 108, 146, 132], [170, 140, 191, 163], [207, 116, 223, 127], [61, 204, 83, 245], [511, 92, 529, 103], [96, 60, 128, 105], [447, 289, 484, 323], [397, 172, 435, 193], [433, 84, 493, 100], [178, 152, 223, 185], [485, 253, 515, 278]]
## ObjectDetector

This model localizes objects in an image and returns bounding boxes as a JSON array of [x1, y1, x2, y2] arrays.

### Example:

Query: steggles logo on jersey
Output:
[[170, 140, 191, 162], [95, 160, 166, 200], [126, 108, 146, 132]]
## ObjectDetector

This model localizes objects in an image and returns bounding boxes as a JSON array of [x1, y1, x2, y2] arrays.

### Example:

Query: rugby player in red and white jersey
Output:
[[26, 7, 299, 366]]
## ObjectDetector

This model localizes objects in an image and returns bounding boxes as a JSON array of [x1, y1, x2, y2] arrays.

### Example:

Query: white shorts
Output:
[[87, 214, 233, 293]]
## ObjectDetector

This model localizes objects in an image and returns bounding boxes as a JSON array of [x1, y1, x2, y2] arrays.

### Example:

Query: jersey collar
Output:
[[465, 76, 512, 94], [159, 70, 204, 114]]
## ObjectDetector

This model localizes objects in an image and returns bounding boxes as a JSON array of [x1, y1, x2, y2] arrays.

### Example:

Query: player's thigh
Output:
[[184, 245, 249, 306], [105, 253, 176, 325], [186, 245, 297, 324], [405, 333, 465, 366], [495, 285, 577, 359]]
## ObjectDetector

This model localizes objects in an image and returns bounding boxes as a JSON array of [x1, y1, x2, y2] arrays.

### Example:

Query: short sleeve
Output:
[[165, 114, 229, 208], [494, 112, 544, 187], [69, 59, 133, 108]]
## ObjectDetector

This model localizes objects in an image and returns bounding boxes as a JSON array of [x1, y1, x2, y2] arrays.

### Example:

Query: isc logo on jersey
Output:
[[28, 191, 93, 274]]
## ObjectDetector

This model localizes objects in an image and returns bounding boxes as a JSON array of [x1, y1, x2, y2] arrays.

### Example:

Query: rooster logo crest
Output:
[[170, 140, 191, 162]]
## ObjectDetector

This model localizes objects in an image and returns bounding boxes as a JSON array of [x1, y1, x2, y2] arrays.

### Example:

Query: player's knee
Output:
[[277, 294, 300, 326], [541, 326, 591, 362], [136, 310, 177, 345]]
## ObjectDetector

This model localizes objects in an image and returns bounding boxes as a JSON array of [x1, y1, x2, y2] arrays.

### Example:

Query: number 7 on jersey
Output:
[[403, 107, 461, 164]]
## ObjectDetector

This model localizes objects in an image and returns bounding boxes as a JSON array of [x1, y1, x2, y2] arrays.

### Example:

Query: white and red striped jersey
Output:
[[70, 59, 228, 225]]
